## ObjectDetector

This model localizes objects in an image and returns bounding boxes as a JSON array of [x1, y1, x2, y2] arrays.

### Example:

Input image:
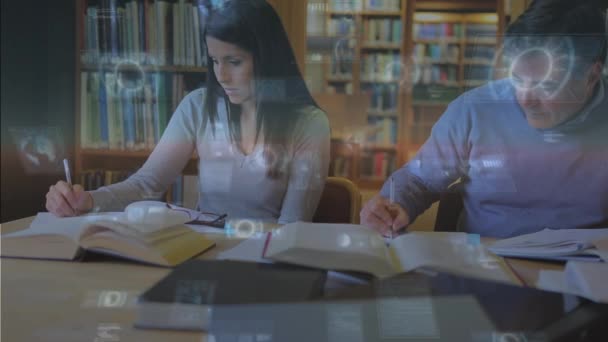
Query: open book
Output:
[[1, 212, 215, 267], [261, 222, 519, 285], [489, 228, 608, 262]]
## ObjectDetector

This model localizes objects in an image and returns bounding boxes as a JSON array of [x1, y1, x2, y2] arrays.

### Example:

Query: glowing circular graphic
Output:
[[114, 60, 147, 93], [232, 219, 263, 239], [383, 60, 407, 86], [508, 48, 554, 91], [252, 145, 287, 172], [489, 36, 576, 100]]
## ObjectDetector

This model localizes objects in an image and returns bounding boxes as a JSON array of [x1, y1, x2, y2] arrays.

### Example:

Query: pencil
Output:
[[63, 158, 72, 185], [389, 176, 394, 239]]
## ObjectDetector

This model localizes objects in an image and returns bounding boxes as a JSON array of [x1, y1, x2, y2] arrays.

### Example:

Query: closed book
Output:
[[134, 260, 327, 331]]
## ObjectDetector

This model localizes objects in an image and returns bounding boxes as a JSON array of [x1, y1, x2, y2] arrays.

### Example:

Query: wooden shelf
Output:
[[361, 42, 402, 50], [78, 149, 199, 175], [412, 100, 451, 106], [360, 78, 401, 84], [414, 38, 461, 44], [360, 10, 402, 16], [327, 10, 357, 16], [416, 59, 460, 65], [326, 75, 353, 82], [80, 64, 208, 73], [79, 148, 153, 157]]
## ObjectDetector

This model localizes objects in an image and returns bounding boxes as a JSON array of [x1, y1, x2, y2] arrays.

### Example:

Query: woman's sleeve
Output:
[[277, 108, 331, 224], [88, 90, 202, 212]]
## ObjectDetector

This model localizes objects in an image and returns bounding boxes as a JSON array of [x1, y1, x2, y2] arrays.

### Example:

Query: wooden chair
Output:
[[434, 182, 464, 232], [313, 177, 362, 224], [314, 93, 370, 184], [329, 138, 361, 182]]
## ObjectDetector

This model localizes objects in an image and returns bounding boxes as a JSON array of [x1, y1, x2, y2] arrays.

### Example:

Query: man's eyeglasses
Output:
[[165, 203, 227, 228]]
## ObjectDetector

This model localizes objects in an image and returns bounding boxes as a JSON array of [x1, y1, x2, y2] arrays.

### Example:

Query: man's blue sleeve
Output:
[[380, 95, 471, 222]]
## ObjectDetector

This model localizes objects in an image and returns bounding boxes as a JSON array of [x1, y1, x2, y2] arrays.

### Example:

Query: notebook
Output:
[[489, 228, 608, 262], [134, 260, 327, 331]]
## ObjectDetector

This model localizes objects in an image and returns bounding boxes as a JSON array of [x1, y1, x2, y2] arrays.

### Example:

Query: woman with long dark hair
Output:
[[46, 0, 330, 224]]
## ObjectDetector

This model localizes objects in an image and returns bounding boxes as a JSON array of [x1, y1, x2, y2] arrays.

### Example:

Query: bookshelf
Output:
[[306, 0, 409, 188], [306, 0, 506, 188], [73, 0, 209, 204], [405, 0, 504, 160]]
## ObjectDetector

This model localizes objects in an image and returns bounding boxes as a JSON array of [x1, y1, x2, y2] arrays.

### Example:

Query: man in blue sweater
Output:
[[361, 0, 608, 238]]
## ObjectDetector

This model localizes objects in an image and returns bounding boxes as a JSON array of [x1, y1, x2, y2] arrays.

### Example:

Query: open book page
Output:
[[80, 225, 215, 267], [536, 261, 608, 304], [264, 222, 398, 278], [489, 228, 608, 261], [390, 233, 519, 285], [0, 212, 121, 260], [3, 212, 121, 240]]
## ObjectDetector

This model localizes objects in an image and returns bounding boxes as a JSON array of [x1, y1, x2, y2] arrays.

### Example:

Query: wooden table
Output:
[[0, 217, 565, 341]]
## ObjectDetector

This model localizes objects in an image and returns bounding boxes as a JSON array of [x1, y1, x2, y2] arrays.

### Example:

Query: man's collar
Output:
[[556, 76, 605, 129]]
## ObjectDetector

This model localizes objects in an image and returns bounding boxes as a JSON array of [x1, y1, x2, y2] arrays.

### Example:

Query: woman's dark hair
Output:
[[505, 0, 607, 70], [201, 0, 320, 178]]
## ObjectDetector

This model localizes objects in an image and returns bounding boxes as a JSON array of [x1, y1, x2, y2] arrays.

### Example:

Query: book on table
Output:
[[0, 203, 216, 267], [489, 228, 608, 262], [134, 259, 327, 331], [260, 222, 521, 285]]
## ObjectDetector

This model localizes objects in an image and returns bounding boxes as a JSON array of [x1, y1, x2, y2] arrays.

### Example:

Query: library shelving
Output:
[[306, 0, 410, 188], [306, 0, 507, 188], [405, 0, 505, 159], [74, 0, 209, 203]]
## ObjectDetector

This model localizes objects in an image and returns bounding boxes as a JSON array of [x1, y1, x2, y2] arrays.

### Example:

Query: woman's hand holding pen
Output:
[[45, 181, 93, 217], [360, 194, 410, 237]]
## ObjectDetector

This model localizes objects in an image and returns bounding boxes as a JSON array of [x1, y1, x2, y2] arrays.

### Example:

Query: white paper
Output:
[[186, 224, 226, 235], [489, 228, 608, 260], [391, 233, 515, 284], [536, 262, 608, 304], [216, 233, 271, 263], [4, 212, 121, 241]]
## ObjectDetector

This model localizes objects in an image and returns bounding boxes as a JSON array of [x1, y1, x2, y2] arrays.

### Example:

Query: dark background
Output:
[[1, 0, 75, 222]]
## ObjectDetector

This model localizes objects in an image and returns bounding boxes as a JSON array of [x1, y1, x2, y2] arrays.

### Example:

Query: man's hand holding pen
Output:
[[360, 194, 410, 238]]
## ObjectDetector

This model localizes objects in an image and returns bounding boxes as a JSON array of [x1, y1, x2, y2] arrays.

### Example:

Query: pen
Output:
[[389, 176, 394, 239], [63, 158, 72, 186]]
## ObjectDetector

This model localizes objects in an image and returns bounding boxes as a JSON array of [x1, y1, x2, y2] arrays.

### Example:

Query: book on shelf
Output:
[[261, 222, 519, 284], [0, 206, 215, 267], [360, 151, 395, 179], [362, 83, 399, 112], [363, 18, 402, 44], [82, 0, 208, 67], [79, 71, 193, 151], [328, 0, 363, 12], [413, 23, 463, 40], [363, 0, 401, 11], [361, 52, 401, 82], [366, 116, 397, 145], [489, 228, 608, 262], [134, 260, 327, 331]]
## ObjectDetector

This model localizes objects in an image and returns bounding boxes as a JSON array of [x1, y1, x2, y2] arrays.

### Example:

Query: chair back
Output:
[[313, 177, 362, 224], [434, 181, 464, 232]]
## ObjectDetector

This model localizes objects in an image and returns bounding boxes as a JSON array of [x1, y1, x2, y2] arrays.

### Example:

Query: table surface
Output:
[[0, 216, 565, 342]]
